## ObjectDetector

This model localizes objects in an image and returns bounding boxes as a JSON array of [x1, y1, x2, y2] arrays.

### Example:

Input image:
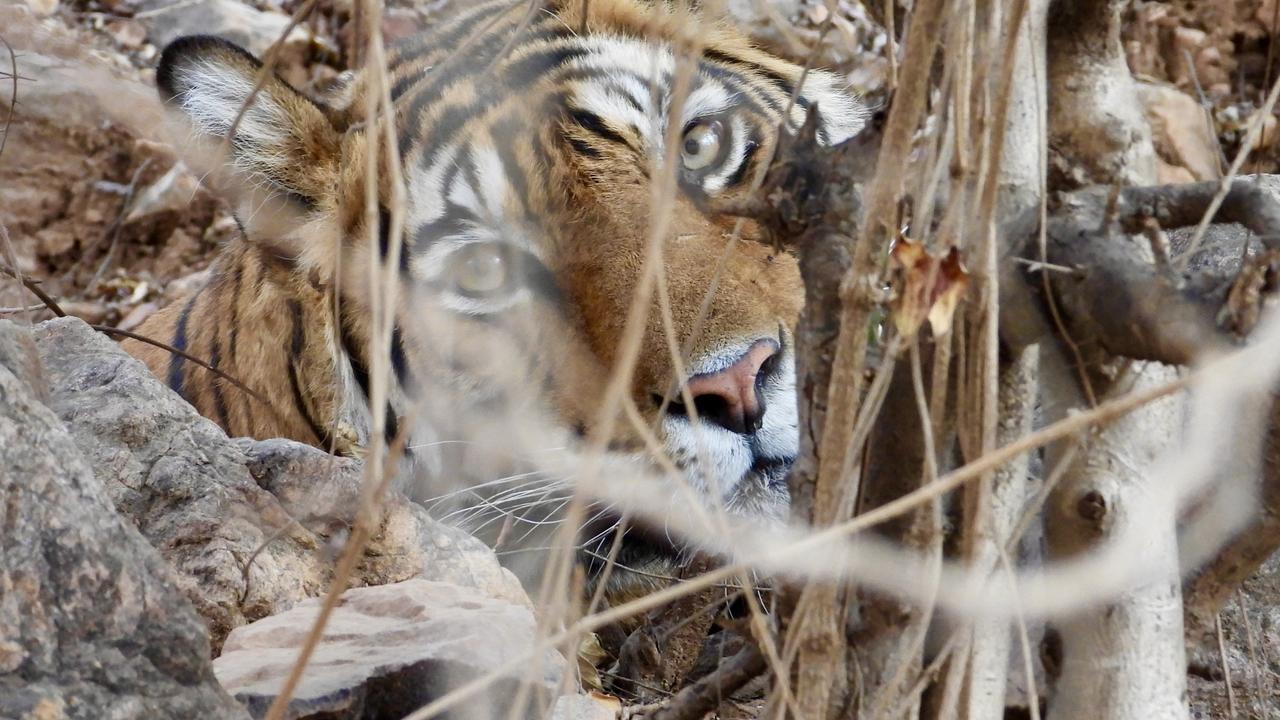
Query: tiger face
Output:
[[130, 0, 866, 597]]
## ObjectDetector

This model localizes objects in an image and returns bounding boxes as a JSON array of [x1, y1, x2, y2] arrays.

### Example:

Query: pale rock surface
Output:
[[23, 0, 56, 18], [0, 320, 248, 719], [550, 693, 621, 720], [33, 317, 329, 654], [214, 579, 565, 719], [31, 317, 529, 655], [242, 438, 530, 609], [1137, 81, 1223, 184], [138, 0, 313, 59]]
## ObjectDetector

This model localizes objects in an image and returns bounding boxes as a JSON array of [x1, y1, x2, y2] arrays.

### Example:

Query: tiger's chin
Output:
[[580, 454, 793, 607]]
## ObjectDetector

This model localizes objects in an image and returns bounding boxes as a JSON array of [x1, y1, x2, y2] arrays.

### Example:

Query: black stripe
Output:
[[702, 48, 796, 100], [335, 302, 406, 452], [505, 42, 590, 88], [377, 207, 412, 275], [489, 114, 532, 218], [400, 22, 570, 158], [167, 290, 200, 399], [725, 137, 761, 189], [228, 262, 243, 362], [530, 130, 556, 177], [598, 80, 646, 115], [695, 62, 777, 115], [390, 325, 414, 392], [384, 410, 399, 447], [416, 209, 476, 247], [389, 0, 519, 99], [287, 300, 329, 446], [408, 41, 588, 164], [567, 107, 629, 148], [209, 337, 230, 429], [567, 136, 599, 158], [339, 303, 371, 403]]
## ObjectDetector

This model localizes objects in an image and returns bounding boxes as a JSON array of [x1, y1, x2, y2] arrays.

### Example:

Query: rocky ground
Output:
[[1, 316, 617, 718], [3, 0, 1280, 718]]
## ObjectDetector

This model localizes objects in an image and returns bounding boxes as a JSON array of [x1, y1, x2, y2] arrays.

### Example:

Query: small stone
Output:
[[551, 693, 621, 720], [1138, 81, 1222, 183], [105, 18, 147, 48], [138, 0, 312, 59], [24, 0, 56, 17], [214, 579, 566, 719], [116, 300, 159, 331], [123, 162, 201, 224]]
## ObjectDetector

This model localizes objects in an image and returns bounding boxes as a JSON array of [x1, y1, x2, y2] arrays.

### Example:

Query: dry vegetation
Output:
[[7, 0, 1280, 719]]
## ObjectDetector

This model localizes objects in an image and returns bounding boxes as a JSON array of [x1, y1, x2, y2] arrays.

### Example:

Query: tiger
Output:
[[123, 0, 867, 602]]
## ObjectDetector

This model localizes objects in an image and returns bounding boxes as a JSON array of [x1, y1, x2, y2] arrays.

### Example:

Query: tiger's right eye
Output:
[[447, 242, 511, 298], [681, 119, 724, 171]]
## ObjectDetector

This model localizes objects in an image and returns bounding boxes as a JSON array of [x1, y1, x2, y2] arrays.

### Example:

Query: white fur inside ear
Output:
[[171, 59, 290, 158], [799, 69, 869, 145]]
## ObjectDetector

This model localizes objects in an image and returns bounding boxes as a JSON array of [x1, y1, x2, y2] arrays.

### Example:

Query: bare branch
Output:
[[636, 644, 767, 720], [1001, 179, 1280, 365]]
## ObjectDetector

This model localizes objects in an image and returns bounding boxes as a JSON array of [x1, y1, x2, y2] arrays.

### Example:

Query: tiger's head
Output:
[[151, 0, 865, 598]]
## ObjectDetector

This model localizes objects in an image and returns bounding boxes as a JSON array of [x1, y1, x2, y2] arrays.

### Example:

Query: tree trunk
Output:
[[1042, 0, 1188, 718]]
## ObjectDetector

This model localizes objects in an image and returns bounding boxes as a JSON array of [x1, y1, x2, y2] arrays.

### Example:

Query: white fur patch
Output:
[[172, 60, 291, 168], [799, 69, 869, 144]]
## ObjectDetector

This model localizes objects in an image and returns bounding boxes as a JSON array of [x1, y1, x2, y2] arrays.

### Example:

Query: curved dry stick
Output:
[[0, 265, 66, 318], [92, 325, 267, 405], [638, 643, 767, 720], [400, 358, 1195, 720]]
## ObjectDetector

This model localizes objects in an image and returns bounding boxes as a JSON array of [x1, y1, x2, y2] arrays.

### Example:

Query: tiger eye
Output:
[[450, 242, 509, 297], [681, 119, 724, 170]]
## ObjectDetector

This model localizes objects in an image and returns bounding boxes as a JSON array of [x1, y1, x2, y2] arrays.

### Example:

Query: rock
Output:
[[0, 320, 249, 720], [0, 320, 48, 403], [1138, 81, 1222, 184], [213, 579, 565, 720], [31, 317, 529, 654], [33, 317, 329, 655], [105, 18, 148, 49], [137, 0, 312, 59], [23, 0, 56, 18], [550, 693, 621, 720], [241, 438, 530, 609], [122, 162, 203, 225]]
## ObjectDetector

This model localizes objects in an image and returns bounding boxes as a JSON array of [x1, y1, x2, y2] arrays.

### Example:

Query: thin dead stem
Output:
[[401, 341, 1202, 720], [262, 3, 406, 716]]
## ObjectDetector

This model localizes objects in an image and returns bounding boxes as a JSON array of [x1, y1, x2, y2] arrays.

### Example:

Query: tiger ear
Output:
[[797, 69, 869, 145], [156, 35, 342, 220]]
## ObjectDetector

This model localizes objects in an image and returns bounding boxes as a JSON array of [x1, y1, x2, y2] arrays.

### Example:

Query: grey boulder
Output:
[[31, 317, 529, 654], [0, 320, 248, 720], [213, 578, 566, 720]]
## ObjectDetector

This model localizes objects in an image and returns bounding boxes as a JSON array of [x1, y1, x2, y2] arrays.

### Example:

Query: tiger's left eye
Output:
[[448, 242, 510, 297], [681, 119, 724, 170]]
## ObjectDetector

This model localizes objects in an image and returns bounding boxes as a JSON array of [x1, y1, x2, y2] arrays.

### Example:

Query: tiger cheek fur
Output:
[[125, 0, 867, 599]]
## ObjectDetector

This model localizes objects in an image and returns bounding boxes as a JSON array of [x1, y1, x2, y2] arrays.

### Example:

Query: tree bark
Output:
[[1042, 0, 1189, 718]]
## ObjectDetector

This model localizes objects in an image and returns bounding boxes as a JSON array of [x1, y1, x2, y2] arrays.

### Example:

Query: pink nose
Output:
[[681, 340, 780, 434]]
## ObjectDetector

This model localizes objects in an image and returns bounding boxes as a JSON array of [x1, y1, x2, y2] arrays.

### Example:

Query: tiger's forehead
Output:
[[375, 0, 866, 284], [397, 35, 778, 253]]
